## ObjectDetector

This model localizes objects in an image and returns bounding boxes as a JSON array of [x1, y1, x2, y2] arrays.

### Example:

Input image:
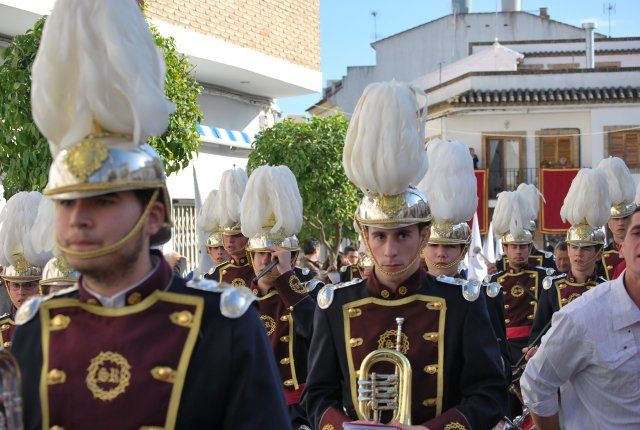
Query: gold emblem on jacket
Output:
[[511, 285, 524, 298], [231, 278, 246, 288], [86, 351, 131, 401], [377, 329, 410, 354], [260, 315, 277, 336]]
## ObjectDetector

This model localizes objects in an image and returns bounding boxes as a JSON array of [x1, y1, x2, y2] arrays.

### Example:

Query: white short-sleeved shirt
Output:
[[521, 272, 640, 429]]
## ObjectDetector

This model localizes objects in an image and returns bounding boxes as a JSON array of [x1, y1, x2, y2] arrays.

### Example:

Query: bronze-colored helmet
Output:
[[355, 187, 432, 229]]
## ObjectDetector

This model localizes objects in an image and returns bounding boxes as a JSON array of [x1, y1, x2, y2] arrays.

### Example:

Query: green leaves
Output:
[[247, 115, 361, 260], [0, 16, 203, 199]]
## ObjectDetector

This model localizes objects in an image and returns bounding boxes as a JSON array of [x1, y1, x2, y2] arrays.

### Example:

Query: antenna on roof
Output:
[[603, 3, 616, 38], [371, 10, 379, 41]]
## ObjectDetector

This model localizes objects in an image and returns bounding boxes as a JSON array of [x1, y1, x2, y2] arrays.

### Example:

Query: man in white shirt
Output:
[[520, 208, 640, 429]]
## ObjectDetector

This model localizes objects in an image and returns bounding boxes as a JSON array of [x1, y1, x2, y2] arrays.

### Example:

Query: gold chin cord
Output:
[[357, 316, 413, 424], [0, 347, 23, 430], [56, 189, 161, 260], [423, 244, 469, 270], [359, 221, 427, 277]]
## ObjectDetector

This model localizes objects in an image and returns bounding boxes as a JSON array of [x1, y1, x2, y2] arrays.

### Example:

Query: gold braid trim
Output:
[[57, 189, 160, 260]]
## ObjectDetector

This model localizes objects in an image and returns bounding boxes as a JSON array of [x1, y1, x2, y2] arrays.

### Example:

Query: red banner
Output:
[[473, 169, 488, 234], [540, 168, 579, 234]]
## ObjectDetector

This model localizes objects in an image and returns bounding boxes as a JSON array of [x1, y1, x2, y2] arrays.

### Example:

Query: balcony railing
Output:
[[488, 168, 539, 198]]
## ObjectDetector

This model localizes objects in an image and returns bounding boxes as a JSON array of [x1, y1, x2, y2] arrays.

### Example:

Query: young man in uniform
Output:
[[240, 165, 317, 429], [0, 192, 49, 349], [529, 168, 609, 344], [11, 1, 289, 428], [205, 168, 254, 287], [596, 157, 636, 280], [420, 139, 509, 391], [302, 81, 504, 430]]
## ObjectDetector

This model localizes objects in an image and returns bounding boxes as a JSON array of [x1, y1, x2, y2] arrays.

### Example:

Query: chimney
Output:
[[501, 0, 521, 12], [452, 0, 471, 14], [582, 22, 597, 68], [539, 7, 549, 19]]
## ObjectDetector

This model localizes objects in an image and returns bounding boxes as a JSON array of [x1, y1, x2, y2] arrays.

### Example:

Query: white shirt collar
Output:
[[83, 257, 161, 308]]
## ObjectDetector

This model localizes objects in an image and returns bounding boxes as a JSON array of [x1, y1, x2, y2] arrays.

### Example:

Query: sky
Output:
[[277, 0, 640, 116]]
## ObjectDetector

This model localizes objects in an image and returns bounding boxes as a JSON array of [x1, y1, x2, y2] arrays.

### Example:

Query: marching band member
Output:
[[197, 190, 230, 268], [302, 81, 504, 430], [240, 165, 316, 429], [11, 0, 289, 427], [530, 168, 609, 344], [420, 139, 509, 391], [204, 168, 254, 287], [596, 156, 636, 280], [492, 184, 556, 274], [0, 192, 49, 348]]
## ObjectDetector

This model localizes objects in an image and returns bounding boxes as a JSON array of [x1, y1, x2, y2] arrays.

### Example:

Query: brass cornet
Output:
[[357, 317, 413, 425]]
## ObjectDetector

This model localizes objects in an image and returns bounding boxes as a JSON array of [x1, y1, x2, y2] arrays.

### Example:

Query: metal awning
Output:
[[197, 124, 253, 150]]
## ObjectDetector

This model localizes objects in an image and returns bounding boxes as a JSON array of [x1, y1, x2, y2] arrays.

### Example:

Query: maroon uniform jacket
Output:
[[12, 253, 290, 430], [302, 268, 505, 430], [530, 271, 606, 341], [205, 254, 254, 288], [598, 242, 623, 281]]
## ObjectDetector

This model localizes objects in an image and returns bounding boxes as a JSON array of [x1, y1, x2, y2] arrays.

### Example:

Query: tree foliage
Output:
[[247, 115, 361, 262], [0, 16, 203, 199]]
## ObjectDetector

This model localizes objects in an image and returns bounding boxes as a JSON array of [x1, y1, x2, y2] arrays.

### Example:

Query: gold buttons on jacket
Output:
[[127, 292, 142, 305], [170, 311, 194, 327], [0, 324, 10, 331], [350, 337, 363, 347], [423, 332, 439, 342], [529, 301, 536, 306], [47, 369, 67, 385], [527, 314, 534, 320], [284, 379, 294, 387], [398, 286, 407, 296], [422, 398, 437, 407], [348, 308, 362, 318], [151, 366, 176, 383], [280, 357, 290, 365], [503, 304, 510, 310], [381, 290, 390, 298], [280, 315, 290, 322], [50, 314, 71, 331], [426, 302, 443, 310], [423, 364, 438, 374], [2, 341, 10, 348], [505, 319, 511, 324], [222, 269, 228, 275], [280, 335, 290, 343]]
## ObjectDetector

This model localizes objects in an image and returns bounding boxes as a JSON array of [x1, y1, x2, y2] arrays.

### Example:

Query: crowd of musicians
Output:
[[0, 1, 638, 429]]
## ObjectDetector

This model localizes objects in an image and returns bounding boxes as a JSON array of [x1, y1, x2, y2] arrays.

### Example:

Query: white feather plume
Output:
[[31, 0, 175, 155], [343, 81, 428, 195], [560, 168, 611, 228], [492, 191, 534, 238], [0, 192, 50, 268], [418, 139, 477, 223], [214, 168, 248, 229], [516, 183, 544, 218], [29, 197, 56, 257], [596, 157, 635, 206], [240, 166, 303, 238], [196, 190, 219, 234]]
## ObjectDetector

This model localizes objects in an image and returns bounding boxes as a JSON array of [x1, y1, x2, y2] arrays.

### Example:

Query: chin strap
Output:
[[423, 244, 468, 270], [57, 189, 160, 260], [359, 221, 427, 277]]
